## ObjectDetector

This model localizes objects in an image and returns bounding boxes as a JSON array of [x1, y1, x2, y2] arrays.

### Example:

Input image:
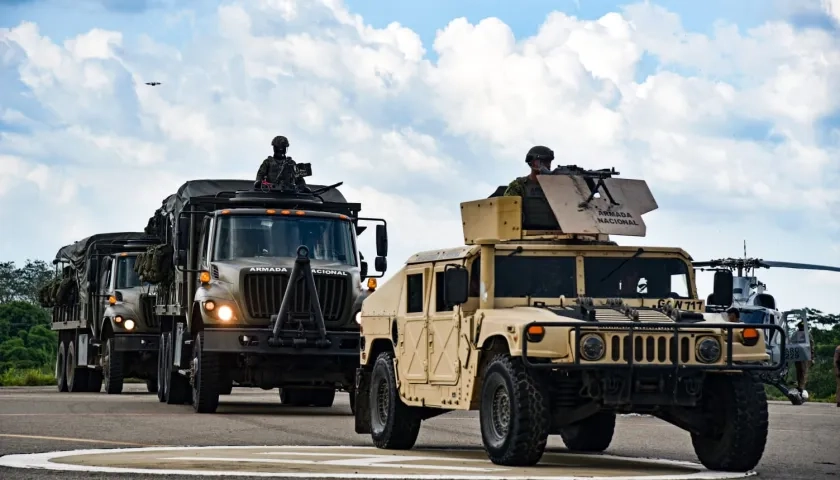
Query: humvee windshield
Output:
[[115, 255, 146, 289], [468, 255, 577, 298], [583, 257, 691, 299], [212, 214, 356, 266]]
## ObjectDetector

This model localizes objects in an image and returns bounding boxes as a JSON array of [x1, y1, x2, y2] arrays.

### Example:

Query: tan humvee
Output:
[[353, 167, 784, 473]]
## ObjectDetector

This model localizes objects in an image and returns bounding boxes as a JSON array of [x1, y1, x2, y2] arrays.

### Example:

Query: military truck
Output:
[[138, 173, 387, 413], [353, 167, 785, 472], [41, 232, 162, 394]]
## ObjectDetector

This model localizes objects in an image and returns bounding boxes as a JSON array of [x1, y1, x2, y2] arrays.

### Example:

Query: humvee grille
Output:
[[243, 274, 349, 324], [606, 334, 692, 364]]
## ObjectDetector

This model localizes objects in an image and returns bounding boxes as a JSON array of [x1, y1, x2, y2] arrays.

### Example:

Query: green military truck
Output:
[[138, 174, 388, 413], [41, 232, 162, 394]]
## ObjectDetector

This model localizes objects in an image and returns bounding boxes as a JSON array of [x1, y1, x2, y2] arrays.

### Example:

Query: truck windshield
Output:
[[212, 215, 356, 265], [739, 310, 767, 325], [583, 257, 691, 299], [115, 256, 145, 289], [493, 255, 577, 298]]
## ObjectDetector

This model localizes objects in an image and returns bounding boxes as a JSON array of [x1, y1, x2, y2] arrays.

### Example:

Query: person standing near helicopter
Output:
[[834, 344, 840, 407]]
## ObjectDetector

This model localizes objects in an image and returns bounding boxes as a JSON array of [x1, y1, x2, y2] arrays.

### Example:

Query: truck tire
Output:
[[369, 351, 421, 450], [191, 331, 220, 413], [86, 369, 103, 393], [65, 340, 89, 393], [103, 337, 124, 394], [559, 410, 615, 452], [55, 338, 68, 392], [165, 331, 190, 405], [146, 378, 158, 393], [479, 353, 550, 466], [690, 373, 768, 472], [157, 332, 167, 402], [349, 387, 356, 415]]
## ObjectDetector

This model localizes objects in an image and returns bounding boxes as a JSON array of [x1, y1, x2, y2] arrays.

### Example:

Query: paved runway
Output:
[[0, 385, 837, 479]]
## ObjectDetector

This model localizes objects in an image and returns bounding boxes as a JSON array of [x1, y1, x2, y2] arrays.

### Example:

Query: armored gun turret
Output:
[[465, 166, 658, 245]]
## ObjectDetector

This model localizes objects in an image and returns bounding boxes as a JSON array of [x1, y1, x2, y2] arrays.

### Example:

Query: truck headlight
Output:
[[355, 311, 362, 324], [217, 305, 233, 322], [580, 334, 605, 361], [123, 319, 135, 331], [696, 337, 721, 363]]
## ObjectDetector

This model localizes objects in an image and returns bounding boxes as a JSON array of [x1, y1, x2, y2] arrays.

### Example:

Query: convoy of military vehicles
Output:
[[38, 161, 791, 474]]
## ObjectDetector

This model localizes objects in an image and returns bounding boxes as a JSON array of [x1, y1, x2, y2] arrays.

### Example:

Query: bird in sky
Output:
[[145, 82, 161, 86]]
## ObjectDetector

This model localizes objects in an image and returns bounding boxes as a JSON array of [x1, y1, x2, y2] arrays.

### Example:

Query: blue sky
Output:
[[2, 0, 840, 313]]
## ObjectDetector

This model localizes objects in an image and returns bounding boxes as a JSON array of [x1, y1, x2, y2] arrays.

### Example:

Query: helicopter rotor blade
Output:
[[758, 260, 840, 272]]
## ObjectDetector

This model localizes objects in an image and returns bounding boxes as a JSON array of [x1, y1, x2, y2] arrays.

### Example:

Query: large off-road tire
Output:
[[191, 331, 221, 413], [559, 410, 616, 452], [65, 340, 89, 393], [690, 373, 769, 472], [165, 331, 191, 405], [55, 338, 68, 393], [86, 369, 103, 393], [479, 353, 550, 466], [157, 332, 167, 403], [369, 351, 421, 449], [103, 337, 124, 394]]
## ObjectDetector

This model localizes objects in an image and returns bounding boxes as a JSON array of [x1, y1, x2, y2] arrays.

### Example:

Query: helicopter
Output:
[[693, 245, 840, 405]]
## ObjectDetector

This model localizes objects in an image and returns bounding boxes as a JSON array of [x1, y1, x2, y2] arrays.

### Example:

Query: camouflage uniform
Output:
[[255, 135, 307, 190], [503, 176, 545, 197]]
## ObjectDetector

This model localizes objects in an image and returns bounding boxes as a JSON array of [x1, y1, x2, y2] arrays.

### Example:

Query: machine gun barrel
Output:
[[547, 165, 620, 179]]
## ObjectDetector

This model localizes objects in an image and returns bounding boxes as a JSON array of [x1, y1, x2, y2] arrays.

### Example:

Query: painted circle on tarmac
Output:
[[0, 445, 756, 479]]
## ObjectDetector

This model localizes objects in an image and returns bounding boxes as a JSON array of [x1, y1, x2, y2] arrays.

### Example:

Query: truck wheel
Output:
[[479, 353, 550, 466], [55, 338, 68, 392], [220, 381, 233, 395], [157, 332, 167, 402], [349, 387, 356, 415], [86, 369, 103, 393], [165, 331, 190, 405], [369, 351, 421, 450], [103, 337, 124, 394], [690, 373, 768, 472], [559, 410, 615, 452], [191, 331, 220, 413], [146, 378, 158, 393], [65, 340, 89, 393]]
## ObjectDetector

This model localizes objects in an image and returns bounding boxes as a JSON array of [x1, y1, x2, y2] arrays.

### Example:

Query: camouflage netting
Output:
[[37, 274, 77, 308], [134, 244, 175, 285]]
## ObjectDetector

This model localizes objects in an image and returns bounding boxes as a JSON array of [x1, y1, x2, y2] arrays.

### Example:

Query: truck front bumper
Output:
[[202, 328, 359, 356], [114, 334, 159, 353]]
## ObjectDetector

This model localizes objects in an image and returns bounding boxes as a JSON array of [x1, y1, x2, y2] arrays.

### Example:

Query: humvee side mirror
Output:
[[177, 249, 188, 268], [444, 265, 469, 306], [375, 256, 387, 273], [376, 224, 388, 257], [360, 261, 368, 279], [712, 270, 733, 306]]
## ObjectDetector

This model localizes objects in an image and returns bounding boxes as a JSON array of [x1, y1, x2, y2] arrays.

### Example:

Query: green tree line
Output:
[[0, 258, 838, 398], [0, 260, 58, 382]]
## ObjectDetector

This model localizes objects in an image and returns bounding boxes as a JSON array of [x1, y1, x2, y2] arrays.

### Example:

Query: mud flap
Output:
[[354, 367, 371, 434]]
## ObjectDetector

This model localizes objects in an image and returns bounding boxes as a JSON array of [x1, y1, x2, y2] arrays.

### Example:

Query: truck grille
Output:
[[243, 274, 349, 323], [139, 294, 159, 328]]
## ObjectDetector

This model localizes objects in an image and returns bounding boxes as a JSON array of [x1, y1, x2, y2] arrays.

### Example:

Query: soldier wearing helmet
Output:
[[503, 146, 554, 197], [255, 136, 307, 191]]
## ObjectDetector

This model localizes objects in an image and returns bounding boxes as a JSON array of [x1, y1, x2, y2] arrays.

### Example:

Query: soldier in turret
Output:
[[503, 145, 554, 197], [255, 135, 308, 192]]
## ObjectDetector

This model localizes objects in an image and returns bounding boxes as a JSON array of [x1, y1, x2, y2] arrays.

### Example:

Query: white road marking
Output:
[[165, 456, 504, 472], [255, 452, 488, 462], [0, 445, 759, 479]]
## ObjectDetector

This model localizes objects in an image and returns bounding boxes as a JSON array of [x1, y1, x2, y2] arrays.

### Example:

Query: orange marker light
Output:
[[742, 327, 759, 346], [367, 278, 377, 290], [266, 209, 276, 214], [199, 271, 211, 283], [527, 325, 545, 336], [221, 210, 230, 215], [109, 296, 117, 305], [295, 210, 305, 216], [281, 210, 290, 215]]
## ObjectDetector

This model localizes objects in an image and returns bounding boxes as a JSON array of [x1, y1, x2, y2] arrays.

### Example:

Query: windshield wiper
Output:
[[597, 247, 645, 283]]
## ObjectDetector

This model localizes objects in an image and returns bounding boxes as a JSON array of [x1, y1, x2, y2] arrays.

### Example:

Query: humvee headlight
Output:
[[355, 311, 362, 324], [580, 334, 605, 361], [696, 337, 721, 363], [123, 319, 135, 331], [217, 305, 233, 322], [741, 328, 759, 347]]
